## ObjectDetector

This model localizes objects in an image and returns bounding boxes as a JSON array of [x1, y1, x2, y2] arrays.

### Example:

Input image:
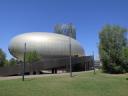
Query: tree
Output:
[[9, 58, 17, 66], [54, 23, 76, 39], [120, 47, 128, 72], [0, 49, 6, 67], [25, 51, 41, 73], [99, 25, 128, 73], [26, 51, 41, 63], [4, 59, 9, 66]]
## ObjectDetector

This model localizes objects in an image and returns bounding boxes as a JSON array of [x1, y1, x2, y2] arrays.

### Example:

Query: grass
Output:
[[0, 71, 128, 96]]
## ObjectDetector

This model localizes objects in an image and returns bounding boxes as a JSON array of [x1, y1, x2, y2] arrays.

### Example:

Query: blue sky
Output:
[[0, 0, 128, 60]]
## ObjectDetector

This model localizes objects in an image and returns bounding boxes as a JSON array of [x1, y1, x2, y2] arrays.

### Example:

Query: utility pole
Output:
[[69, 23, 72, 77], [22, 42, 26, 81]]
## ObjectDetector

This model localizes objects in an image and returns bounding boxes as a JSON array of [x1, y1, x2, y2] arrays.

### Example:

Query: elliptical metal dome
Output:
[[9, 32, 85, 60]]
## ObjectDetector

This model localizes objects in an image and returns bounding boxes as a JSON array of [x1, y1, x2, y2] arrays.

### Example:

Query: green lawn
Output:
[[0, 71, 128, 96]]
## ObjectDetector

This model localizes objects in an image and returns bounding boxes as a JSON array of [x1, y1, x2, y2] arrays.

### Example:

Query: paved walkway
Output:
[[0, 71, 91, 81]]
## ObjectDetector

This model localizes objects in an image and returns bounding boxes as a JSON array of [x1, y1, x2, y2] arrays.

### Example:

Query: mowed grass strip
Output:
[[0, 71, 128, 96]]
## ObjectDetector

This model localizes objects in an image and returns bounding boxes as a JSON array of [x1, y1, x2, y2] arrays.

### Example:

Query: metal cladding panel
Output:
[[8, 32, 85, 60]]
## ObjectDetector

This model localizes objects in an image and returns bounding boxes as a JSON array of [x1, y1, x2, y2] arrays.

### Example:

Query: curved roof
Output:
[[9, 32, 85, 60]]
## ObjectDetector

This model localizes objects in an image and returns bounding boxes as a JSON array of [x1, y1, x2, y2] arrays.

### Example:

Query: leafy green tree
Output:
[[120, 47, 128, 72], [26, 51, 41, 63], [0, 49, 6, 67], [4, 59, 9, 66], [9, 58, 17, 66], [99, 25, 128, 73]]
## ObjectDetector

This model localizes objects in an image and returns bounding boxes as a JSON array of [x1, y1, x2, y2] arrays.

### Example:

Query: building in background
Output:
[[54, 23, 76, 39]]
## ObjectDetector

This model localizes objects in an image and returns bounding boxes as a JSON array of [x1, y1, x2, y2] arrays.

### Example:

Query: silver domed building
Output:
[[9, 32, 85, 60], [5, 32, 87, 75], [0, 32, 94, 76], [0, 32, 95, 76]]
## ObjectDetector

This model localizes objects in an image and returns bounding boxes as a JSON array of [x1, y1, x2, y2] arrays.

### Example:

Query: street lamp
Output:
[[22, 42, 26, 81], [69, 23, 72, 77]]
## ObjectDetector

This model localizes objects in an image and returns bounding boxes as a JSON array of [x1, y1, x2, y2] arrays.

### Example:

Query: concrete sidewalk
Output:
[[0, 71, 92, 81], [0, 73, 67, 80]]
